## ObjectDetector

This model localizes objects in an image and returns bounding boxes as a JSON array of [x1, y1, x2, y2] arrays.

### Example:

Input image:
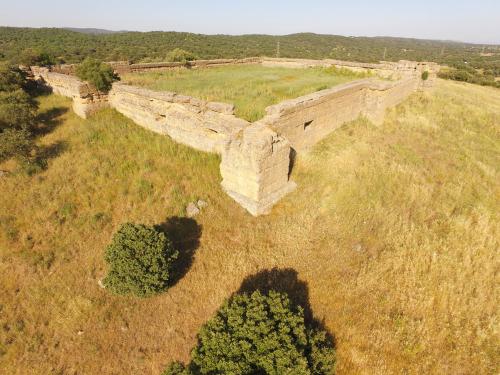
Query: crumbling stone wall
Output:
[[259, 77, 423, 151], [117, 57, 261, 74], [31, 58, 438, 216], [261, 79, 372, 151], [262, 58, 440, 81], [108, 83, 249, 153], [31, 67, 108, 118]]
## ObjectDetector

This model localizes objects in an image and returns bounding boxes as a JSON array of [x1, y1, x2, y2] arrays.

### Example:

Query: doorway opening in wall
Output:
[[304, 120, 313, 131]]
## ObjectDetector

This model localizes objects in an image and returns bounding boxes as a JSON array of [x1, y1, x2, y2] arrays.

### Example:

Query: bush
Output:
[[75, 57, 118, 92], [0, 64, 26, 91], [166, 290, 336, 374], [166, 48, 197, 64], [0, 64, 38, 163], [103, 223, 178, 297], [18, 49, 56, 67], [421, 71, 429, 81], [438, 67, 500, 88], [35, 52, 56, 67], [0, 90, 37, 131], [162, 362, 191, 375]]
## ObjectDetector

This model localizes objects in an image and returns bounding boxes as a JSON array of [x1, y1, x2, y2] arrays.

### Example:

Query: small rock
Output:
[[186, 202, 200, 218], [97, 279, 105, 289], [206, 101, 235, 115], [352, 243, 364, 252], [77, 330, 84, 336], [0, 170, 9, 178], [197, 200, 208, 209], [120, 326, 128, 332]]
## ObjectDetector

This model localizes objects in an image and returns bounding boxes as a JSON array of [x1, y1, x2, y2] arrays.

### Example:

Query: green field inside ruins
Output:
[[1, 80, 499, 374], [122, 65, 368, 121]]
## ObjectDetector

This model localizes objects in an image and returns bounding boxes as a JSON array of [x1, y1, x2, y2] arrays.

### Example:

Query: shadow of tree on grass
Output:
[[156, 216, 202, 288], [34, 106, 68, 137]]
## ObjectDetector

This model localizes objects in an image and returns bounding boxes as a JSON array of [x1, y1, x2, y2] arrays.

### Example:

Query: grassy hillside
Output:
[[0, 80, 498, 374], [1, 27, 498, 73], [122, 65, 368, 121]]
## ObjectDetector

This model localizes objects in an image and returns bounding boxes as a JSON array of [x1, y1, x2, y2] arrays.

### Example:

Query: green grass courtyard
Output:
[[122, 65, 369, 121]]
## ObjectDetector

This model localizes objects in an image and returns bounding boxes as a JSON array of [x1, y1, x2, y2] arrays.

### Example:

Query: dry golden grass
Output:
[[0, 80, 498, 374]]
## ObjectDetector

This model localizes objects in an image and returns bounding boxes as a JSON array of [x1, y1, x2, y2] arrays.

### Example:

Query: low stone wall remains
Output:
[[260, 77, 419, 151], [108, 83, 249, 153], [31, 58, 438, 216], [262, 57, 440, 80], [115, 57, 261, 74], [31, 67, 108, 118]]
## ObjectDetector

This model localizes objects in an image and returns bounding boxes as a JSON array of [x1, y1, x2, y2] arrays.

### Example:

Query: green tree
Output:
[[75, 57, 118, 92], [0, 90, 37, 131], [103, 223, 179, 297], [0, 64, 26, 91], [421, 71, 429, 81], [165, 290, 336, 374], [36, 52, 56, 67], [0, 64, 38, 163], [166, 48, 197, 64], [18, 49, 56, 67]]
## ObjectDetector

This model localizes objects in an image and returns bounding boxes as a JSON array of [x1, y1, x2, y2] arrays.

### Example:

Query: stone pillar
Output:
[[220, 123, 296, 216]]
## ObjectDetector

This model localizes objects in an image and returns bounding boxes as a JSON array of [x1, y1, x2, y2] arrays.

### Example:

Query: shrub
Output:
[[421, 71, 429, 81], [0, 90, 37, 131], [75, 57, 118, 92], [166, 290, 336, 374], [438, 67, 500, 88], [36, 52, 56, 67], [162, 362, 192, 375], [0, 64, 26, 91], [103, 223, 178, 297], [166, 48, 197, 64], [0, 65, 38, 163], [18, 49, 56, 67]]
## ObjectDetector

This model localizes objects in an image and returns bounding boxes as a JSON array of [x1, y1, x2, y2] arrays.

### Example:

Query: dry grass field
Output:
[[121, 65, 367, 121], [0, 79, 498, 375]]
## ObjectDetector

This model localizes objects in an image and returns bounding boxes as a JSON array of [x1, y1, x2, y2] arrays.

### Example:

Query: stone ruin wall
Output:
[[50, 58, 262, 75], [259, 77, 420, 151], [31, 58, 438, 216], [262, 57, 440, 81], [108, 83, 249, 154], [31, 66, 108, 118], [123, 57, 261, 74]]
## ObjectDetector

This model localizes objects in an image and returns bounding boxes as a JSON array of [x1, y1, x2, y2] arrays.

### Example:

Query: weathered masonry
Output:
[[31, 58, 439, 216]]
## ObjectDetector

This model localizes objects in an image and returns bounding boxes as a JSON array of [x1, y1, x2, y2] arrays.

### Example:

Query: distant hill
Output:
[[0, 27, 498, 73], [63, 27, 127, 35]]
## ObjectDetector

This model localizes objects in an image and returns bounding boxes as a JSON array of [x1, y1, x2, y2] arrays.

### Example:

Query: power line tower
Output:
[[383, 47, 387, 60], [276, 40, 280, 58]]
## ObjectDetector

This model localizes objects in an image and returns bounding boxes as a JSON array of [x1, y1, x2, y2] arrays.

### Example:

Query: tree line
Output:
[[2, 27, 498, 88], [1, 27, 498, 72]]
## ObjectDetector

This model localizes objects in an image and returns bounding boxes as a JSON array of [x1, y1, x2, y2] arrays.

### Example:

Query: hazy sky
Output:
[[1, 0, 499, 44]]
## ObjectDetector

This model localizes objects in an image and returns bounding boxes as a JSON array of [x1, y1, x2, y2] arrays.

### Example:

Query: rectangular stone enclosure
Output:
[[31, 57, 439, 216]]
